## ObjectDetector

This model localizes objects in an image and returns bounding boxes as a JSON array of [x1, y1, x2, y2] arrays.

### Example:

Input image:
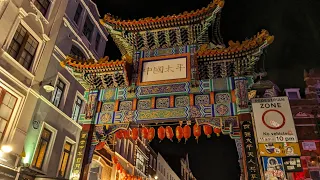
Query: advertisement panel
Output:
[[252, 97, 298, 143], [282, 157, 303, 172], [259, 143, 301, 157], [262, 157, 286, 180]]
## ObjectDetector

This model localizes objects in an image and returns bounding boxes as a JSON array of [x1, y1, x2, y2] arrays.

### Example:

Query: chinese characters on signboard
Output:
[[71, 131, 88, 178], [241, 121, 261, 180], [141, 57, 187, 82]]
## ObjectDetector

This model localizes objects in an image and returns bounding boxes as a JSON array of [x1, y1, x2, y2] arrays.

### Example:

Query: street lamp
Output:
[[154, 175, 158, 180]]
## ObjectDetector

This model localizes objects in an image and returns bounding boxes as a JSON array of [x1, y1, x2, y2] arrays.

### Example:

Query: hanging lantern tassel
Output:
[[203, 125, 212, 138], [193, 124, 202, 143], [175, 126, 183, 143], [123, 130, 130, 139], [165, 126, 174, 142], [157, 126, 165, 142], [214, 127, 222, 137], [131, 128, 139, 141], [183, 125, 191, 144], [147, 127, 155, 142]]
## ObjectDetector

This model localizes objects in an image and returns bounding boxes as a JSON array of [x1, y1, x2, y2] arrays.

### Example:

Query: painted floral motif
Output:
[[215, 104, 229, 116], [215, 93, 231, 104], [137, 108, 186, 120], [119, 101, 132, 111], [137, 99, 151, 110], [175, 96, 189, 107], [95, 126, 104, 134], [235, 78, 249, 109], [123, 111, 134, 122], [99, 112, 113, 124], [195, 95, 210, 106], [101, 102, 115, 112], [139, 83, 186, 96], [104, 88, 115, 101], [190, 106, 201, 118], [156, 98, 170, 109], [222, 116, 238, 128]]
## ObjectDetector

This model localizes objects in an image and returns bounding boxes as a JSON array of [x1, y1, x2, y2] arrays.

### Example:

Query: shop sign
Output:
[[241, 121, 261, 180], [262, 157, 286, 180], [252, 97, 298, 143], [282, 157, 303, 172], [71, 131, 88, 178], [0, 166, 17, 180], [258, 143, 301, 157], [302, 141, 317, 151]]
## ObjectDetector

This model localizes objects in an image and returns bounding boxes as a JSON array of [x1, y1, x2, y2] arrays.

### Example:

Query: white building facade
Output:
[[157, 153, 180, 180], [0, 0, 107, 179], [180, 154, 196, 180]]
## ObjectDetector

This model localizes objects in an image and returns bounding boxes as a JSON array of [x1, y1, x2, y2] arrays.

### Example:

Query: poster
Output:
[[259, 143, 301, 157], [252, 97, 298, 143], [282, 157, 303, 172], [262, 157, 286, 180], [241, 121, 261, 180], [301, 141, 317, 151]]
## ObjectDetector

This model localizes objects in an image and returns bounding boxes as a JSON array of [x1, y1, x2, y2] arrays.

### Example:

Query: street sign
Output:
[[252, 97, 298, 143]]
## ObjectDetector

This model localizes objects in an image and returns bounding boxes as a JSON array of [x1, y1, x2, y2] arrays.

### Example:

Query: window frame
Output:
[[95, 33, 101, 51], [51, 73, 70, 109], [31, 123, 57, 172], [71, 91, 85, 122], [57, 136, 76, 178], [135, 149, 147, 173], [82, 16, 94, 42], [70, 45, 86, 60], [30, 0, 55, 20], [73, 4, 83, 25]]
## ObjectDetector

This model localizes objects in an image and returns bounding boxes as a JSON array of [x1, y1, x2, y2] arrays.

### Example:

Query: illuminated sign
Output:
[[259, 143, 301, 157], [71, 131, 88, 179]]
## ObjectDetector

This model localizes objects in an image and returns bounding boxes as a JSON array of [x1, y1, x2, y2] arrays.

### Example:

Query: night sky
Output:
[[95, 0, 320, 179]]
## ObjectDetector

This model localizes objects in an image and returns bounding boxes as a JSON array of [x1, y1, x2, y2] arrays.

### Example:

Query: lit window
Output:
[[71, 96, 83, 121], [95, 33, 101, 51], [8, 24, 39, 70], [70, 45, 86, 59], [58, 142, 72, 177], [51, 79, 66, 107], [33, 0, 50, 16], [0, 89, 17, 141], [73, 4, 83, 25], [136, 150, 146, 173], [32, 128, 52, 169], [83, 17, 94, 41]]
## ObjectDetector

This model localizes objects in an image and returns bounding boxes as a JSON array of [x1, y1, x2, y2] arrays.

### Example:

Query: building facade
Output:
[[157, 153, 180, 180], [285, 69, 320, 180], [0, 0, 70, 178], [180, 154, 196, 180], [147, 144, 157, 180]]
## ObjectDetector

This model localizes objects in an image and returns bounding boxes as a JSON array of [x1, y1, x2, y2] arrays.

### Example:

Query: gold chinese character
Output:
[[243, 124, 250, 129], [75, 164, 81, 168], [164, 65, 174, 72], [250, 174, 258, 179], [249, 166, 256, 172], [153, 66, 164, 74], [73, 170, 79, 174], [248, 159, 256, 164], [78, 151, 83, 156], [246, 138, 252, 144], [247, 152, 255, 158], [143, 67, 153, 75], [246, 144, 253, 150], [78, 145, 85, 150], [81, 133, 87, 139], [176, 64, 185, 71], [244, 132, 251, 138], [80, 140, 86, 145], [76, 157, 82, 163]]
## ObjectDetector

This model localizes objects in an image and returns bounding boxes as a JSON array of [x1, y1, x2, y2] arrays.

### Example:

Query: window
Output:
[[58, 142, 72, 177], [70, 45, 86, 59], [71, 96, 83, 121], [153, 157, 156, 169], [88, 161, 102, 180], [51, 79, 66, 107], [8, 24, 39, 70], [33, 0, 50, 16], [95, 33, 101, 51], [288, 92, 299, 99], [83, 17, 94, 41], [32, 128, 52, 169], [149, 155, 153, 167], [136, 150, 145, 173], [73, 4, 83, 25], [0, 89, 17, 141]]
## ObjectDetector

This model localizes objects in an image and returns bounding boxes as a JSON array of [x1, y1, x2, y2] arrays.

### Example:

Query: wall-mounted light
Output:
[[1, 145, 12, 153], [42, 82, 55, 93], [154, 175, 158, 179]]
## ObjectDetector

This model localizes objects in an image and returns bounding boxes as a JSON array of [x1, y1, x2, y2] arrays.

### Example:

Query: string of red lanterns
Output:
[[114, 124, 222, 143], [113, 156, 143, 180]]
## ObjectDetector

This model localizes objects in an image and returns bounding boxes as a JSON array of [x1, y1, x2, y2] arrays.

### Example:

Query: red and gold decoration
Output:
[[115, 130, 124, 139], [147, 127, 155, 142], [175, 126, 183, 142], [193, 124, 202, 143], [141, 127, 148, 139], [158, 126, 165, 142], [165, 126, 174, 142], [95, 141, 105, 150], [123, 130, 130, 139], [203, 125, 213, 138], [183, 125, 191, 143], [214, 127, 221, 137], [131, 128, 139, 141]]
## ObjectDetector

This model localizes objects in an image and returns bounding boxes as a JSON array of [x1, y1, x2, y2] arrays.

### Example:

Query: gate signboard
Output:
[[252, 97, 298, 143]]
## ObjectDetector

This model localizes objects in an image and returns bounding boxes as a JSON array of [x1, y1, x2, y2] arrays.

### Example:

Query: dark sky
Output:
[[95, 0, 320, 179]]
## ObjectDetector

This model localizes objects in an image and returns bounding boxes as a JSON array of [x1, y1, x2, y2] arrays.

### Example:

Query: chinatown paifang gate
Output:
[[60, 0, 274, 179]]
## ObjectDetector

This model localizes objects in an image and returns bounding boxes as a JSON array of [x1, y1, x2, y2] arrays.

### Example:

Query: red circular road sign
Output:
[[262, 109, 286, 130]]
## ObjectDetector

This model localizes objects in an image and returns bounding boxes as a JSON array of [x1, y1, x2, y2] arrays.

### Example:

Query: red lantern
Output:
[[193, 124, 201, 143], [175, 126, 183, 142], [157, 126, 165, 142], [115, 130, 123, 139], [183, 125, 191, 143], [131, 128, 139, 141], [95, 141, 105, 150], [165, 126, 174, 141], [123, 130, 130, 139], [116, 162, 121, 171], [141, 127, 148, 139], [112, 156, 118, 163], [147, 127, 155, 142], [214, 127, 222, 137], [203, 125, 213, 138]]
